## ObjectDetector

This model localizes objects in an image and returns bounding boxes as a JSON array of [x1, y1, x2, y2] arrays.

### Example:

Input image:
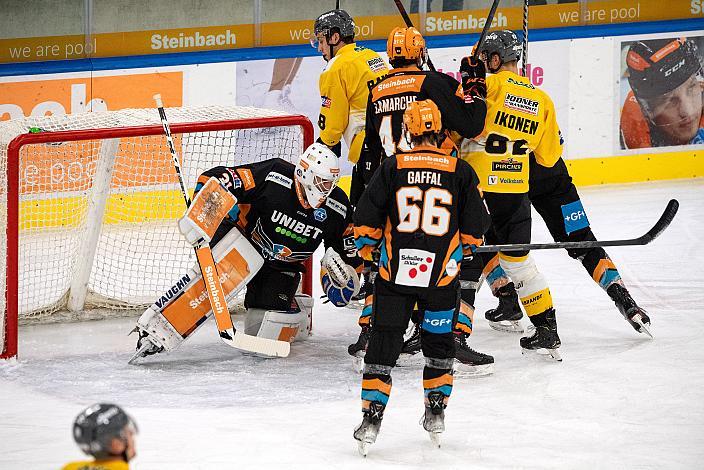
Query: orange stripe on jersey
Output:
[[396, 152, 457, 172], [379, 220, 394, 282], [592, 258, 617, 283], [354, 225, 383, 241], [482, 253, 500, 278], [437, 232, 460, 287], [371, 73, 425, 101], [423, 374, 453, 390], [235, 168, 255, 190], [460, 233, 483, 255], [362, 378, 392, 395], [236, 203, 251, 231]]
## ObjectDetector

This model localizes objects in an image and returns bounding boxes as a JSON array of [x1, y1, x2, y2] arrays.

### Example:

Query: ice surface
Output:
[[2, 180, 704, 469]]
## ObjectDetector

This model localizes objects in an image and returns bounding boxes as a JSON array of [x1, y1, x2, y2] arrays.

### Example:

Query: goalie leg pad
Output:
[[244, 294, 313, 343], [245, 308, 304, 344], [136, 227, 264, 349]]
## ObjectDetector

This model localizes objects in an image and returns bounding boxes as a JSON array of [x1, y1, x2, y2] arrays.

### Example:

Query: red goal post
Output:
[[0, 106, 314, 359]]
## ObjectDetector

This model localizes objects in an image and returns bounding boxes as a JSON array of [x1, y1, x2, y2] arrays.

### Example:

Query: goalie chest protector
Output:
[[201, 158, 356, 270]]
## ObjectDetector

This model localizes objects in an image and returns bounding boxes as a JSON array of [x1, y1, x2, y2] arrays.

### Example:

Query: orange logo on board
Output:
[[0, 72, 182, 121]]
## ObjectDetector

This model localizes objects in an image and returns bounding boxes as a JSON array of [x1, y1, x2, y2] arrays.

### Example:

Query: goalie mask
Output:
[[73, 403, 137, 460], [295, 143, 340, 208]]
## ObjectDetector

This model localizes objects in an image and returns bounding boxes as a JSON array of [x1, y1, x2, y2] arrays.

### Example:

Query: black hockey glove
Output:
[[459, 56, 487, 101]]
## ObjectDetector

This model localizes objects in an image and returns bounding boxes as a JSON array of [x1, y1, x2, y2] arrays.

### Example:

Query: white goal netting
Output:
[[0, 105, 311, 358]]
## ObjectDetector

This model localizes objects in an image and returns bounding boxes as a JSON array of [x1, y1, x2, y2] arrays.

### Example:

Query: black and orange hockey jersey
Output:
[[354, 146, 490, 288], [462, 70, 563, 194], [365, 67, 486, 162], [197, 158, 360, 272]]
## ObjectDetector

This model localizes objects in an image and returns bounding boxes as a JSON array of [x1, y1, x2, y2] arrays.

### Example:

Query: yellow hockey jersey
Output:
[[61, 458, 129, 470], [462, 70, 563, 193], [318, 43, 388, 163]]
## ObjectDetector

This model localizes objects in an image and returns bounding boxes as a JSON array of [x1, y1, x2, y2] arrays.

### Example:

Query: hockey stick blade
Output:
[[231, 331, 291, 358], [475, 199, 679, 253]]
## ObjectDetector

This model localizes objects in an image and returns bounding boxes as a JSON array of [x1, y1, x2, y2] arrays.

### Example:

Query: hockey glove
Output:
[[178, 177, 237, 246], [459, 56, 487, 101], [321, 247, 361, 307]]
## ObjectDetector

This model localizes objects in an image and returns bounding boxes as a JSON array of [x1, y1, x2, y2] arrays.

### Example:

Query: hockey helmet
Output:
[[478, 30, 522, 66], [314, 9, 356, 40], [72, 403, 137, 460], [403, 99, 443, 138], [295, 143, 340, 208], [387, 27, 426, 65], [627, 38, 702, 100]]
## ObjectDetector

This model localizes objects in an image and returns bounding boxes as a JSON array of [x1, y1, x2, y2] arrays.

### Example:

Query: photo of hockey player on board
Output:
[[620, 35, 704, 149]]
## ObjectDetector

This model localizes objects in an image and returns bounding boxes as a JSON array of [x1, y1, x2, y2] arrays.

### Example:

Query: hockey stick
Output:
[[474, 199, 679, 253], [472, 0, 502, 60], [521, 0, 528, 77], [153, 94, 290, 358]]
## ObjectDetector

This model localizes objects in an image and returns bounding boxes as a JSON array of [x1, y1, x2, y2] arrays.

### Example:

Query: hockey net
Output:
[[0, 105, 314, 359]]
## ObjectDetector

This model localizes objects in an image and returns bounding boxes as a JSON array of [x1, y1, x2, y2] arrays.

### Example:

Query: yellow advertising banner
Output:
[[1, 0, 700, 63], [0, 25, 254, 63]]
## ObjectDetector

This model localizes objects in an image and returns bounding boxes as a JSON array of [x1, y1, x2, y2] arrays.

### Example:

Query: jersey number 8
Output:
[[396, 187, 452, 236]]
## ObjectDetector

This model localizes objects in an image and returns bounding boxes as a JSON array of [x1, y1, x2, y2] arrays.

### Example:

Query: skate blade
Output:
[[352, 355, 364, 374], [345, 301, 365, 311], [429, 431, 442, 448], [488, 320, 524, 334], [357, 440, 370, 457], [453, 361, 494, 378], [128, 341, 154, 365], [521, 347, 562, 362], [632, 315, 653, 339]]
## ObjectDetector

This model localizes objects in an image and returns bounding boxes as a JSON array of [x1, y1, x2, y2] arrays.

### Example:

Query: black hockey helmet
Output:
[[478, 30, 522, 66], [627, 38, 702, 100], [72, 403, 137, 459], [314, 9, 355, 40]]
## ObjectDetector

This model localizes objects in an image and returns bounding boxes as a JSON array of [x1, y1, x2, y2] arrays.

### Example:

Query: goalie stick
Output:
[[474, 199, 679, 254], [152, 94, 290, 358]]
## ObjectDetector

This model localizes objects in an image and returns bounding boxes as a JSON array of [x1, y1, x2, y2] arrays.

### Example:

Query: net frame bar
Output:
[[2, 114, 314, 359]]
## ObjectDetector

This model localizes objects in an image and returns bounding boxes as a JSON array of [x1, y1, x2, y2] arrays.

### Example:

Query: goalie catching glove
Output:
[[321, 247, 361, 307], [179, 176, 237, 246]]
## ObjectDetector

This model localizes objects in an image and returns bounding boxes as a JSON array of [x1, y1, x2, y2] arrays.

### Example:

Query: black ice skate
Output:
[[453, 333, 494, 377], [128, 329, 163, 365], [420, 391, 446, 448], [399, 323, 422, 360], [354, 401, 384, 457], [348, 326, 370, 373], [520, 309, 562, 362], [485, 283, 524, 333], [607, 283, 652, 338]]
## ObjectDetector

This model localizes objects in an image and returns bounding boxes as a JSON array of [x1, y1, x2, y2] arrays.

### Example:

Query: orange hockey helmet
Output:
[[403, 99, 443, 138], [387, 26, 426, 63]]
